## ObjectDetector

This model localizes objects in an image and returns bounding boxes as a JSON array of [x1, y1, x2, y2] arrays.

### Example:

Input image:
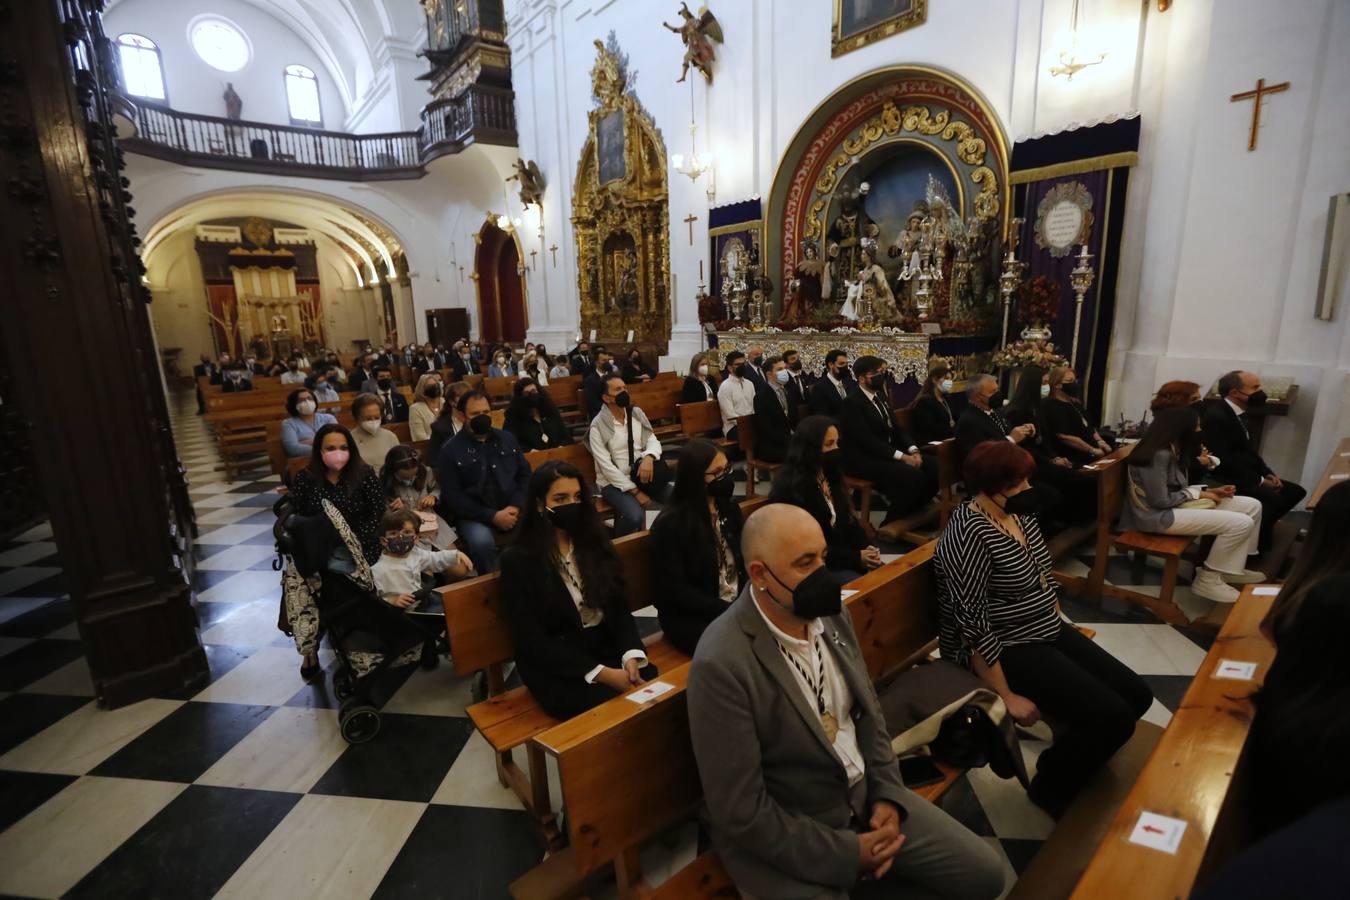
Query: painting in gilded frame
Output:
[[832, 0, 927, 58], [597, 109, 627, 185]]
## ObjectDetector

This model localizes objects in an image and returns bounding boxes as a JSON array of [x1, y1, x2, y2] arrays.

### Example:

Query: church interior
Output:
[[1, 0, 1348, 897]]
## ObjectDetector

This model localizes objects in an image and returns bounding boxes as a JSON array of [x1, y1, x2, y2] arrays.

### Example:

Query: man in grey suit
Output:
[[688, 504, 1005, 899]]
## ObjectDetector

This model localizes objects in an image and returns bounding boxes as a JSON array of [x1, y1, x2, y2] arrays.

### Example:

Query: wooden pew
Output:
[[541, 375, 583, 423], [1307, 435, 1350, 509], [441, 496, 770, 850], [1070, 586, 1278, 899], [625, 379, 684, 441], [483, 374, 520, 406], [522, 443, 614, 520], [1054, 448, 1192, 626], [734, 413, 780, 489], [676, 400, 737, 456], [516, 543, 969, 899]]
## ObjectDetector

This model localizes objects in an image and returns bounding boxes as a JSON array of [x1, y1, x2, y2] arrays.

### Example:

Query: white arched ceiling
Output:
[[104, 0, 424, 122], [141, 190, 406, 285]]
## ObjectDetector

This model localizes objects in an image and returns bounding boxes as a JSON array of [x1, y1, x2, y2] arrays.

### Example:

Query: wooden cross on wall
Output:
[[1230, 77, 1290, 151], [683, 213, 699, 246], [549, 244, 558, 267], [529, 249, 538, 271]]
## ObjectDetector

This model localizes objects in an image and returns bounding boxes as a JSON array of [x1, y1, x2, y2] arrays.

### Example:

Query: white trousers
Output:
[[1160, 495, 1262, 574]]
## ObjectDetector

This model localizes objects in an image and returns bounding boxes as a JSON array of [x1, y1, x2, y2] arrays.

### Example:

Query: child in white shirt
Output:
[[372, 509, 472, 608]]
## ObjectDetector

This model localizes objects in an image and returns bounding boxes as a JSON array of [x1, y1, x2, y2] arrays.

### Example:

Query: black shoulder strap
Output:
[[627, 408, 636, 462]]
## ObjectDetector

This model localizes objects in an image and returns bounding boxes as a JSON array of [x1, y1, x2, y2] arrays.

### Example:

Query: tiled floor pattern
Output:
[[0, 388, 1232, 898]]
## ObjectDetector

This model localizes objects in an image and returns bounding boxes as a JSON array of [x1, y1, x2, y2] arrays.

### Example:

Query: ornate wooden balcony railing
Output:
[[121, 83, 516, 181]]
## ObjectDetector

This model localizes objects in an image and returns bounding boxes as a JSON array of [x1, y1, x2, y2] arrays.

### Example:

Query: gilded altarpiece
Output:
[[572, 41, 671, 349]]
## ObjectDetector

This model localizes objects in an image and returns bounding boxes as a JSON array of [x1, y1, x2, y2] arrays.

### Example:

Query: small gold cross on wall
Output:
[[1230, 77, 1290, 151], [683, 213, 699, 246], [549, 244, 558, 267], [529, 249, 538, 271]]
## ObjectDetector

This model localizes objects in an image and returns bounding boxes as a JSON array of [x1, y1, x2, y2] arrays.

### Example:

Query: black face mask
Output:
[[1061, 382, 1080, 398], [469, 413, 492, 436], [751, 355, 764, 367], [425, 385, 442, 399], [707, 471, 736, 500], [377, 378, 393, 392], [1244, 390, 1267, 408], [614, 391, 631, 409], [1190, 400, 1205, 414], [734, 364, 747, 378], [546, 502, 585, 534], [764, 564, 842, 620], [288, 364, 299, 371], [384, 534, 416, 556], [986, 392, 1003, 408], [999, 488, 1044, 517], [789, 361, 802, 372], [822, 448, 844, 474]]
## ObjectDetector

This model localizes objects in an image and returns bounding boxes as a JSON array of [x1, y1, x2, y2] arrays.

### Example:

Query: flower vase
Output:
[[1020, 323, 1053, 342]]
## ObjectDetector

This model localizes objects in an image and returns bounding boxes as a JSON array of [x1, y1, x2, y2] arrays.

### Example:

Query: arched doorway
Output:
[[474, 219, 527, 343]]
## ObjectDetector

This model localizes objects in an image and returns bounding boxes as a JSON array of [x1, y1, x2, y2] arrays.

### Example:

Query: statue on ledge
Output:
[[826, 182, 879, 302], [854, 242, 900, 323], [783, 239, 829, 321], [223, 82, 243, 121], [663, 3, 724, 84]]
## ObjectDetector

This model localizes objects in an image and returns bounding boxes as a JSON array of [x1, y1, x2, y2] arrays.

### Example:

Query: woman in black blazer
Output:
[[681, 351, 719, 403], [500, 460, 657, 719], [650, 439, 744, 655], [503, 377, 572, 451], [620, 349, 656, 384], [909, 363, 957, 444], [769, 415, 882, 584]]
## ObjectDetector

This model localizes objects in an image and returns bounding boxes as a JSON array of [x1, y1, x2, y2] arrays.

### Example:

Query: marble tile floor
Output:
[[0, 388, 1236, 898]]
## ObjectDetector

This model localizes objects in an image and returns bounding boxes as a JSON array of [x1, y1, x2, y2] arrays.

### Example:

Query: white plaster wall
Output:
[[104, 0, 345, 126], [1108, 0, 1350, 489], [145, 229, 215, 360]]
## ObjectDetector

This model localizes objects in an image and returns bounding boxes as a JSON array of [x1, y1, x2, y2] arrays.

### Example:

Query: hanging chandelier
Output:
[[1049, 0, 1106, 80]]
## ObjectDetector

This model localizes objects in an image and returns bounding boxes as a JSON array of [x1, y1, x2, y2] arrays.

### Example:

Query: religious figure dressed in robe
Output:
[[889, 202, 928, 315], [783, 240, 830, 321], [825, 184, 879, 301], [853, 243, 900, 323]]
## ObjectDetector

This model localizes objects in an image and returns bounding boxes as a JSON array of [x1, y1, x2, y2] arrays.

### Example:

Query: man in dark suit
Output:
[[841, 356, 936, 522], [413, 343, 444, 374], [192, 354, 219, 413], [751, 356, 797, 464], [581, 348, 614, 419], [688, 504, 1007, 900], [809, 348, 854, 419], [954, 374, 1036, 464], [449, 341, 479, 380], [781, 347, 815, 409], [368, 365, 409, 423], [742, 344, 769, 391], [568, 341, 593, 376], [1202, 370, 1305, 550], [348, 355, 376, 394]]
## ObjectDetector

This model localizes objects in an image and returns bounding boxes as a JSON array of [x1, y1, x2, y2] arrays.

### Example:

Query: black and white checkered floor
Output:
[[0, 388, 1229, 898]]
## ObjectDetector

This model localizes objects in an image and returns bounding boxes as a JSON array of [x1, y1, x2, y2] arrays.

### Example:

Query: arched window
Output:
[[284, 64, 322, 127], [116, 33, 166, 101]]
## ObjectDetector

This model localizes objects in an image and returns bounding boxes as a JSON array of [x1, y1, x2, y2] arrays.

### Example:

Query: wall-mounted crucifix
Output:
[[529, 249, 538, 271], [549, 244, 558, 267], [457, 265, 465, 282], [1230, 77, 1290, 151], [683, 213, 699, 246]]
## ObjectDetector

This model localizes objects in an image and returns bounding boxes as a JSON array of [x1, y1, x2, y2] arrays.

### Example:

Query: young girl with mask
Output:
[[498, 460, 658, 718], [379, 444, 455, 550], [935, 439, 1152, 818], [650, 440, 746, 655], [909, 363, 958, 444]]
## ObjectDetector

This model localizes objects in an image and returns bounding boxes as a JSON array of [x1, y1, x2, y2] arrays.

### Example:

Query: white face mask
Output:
[[360, 419, 382, 435], [1040, 384, 1051, 398], [697, 364, 709, 376], [296, 400, 316, 416], [774, 369, 791, 385], [939, 379, 954, 394]]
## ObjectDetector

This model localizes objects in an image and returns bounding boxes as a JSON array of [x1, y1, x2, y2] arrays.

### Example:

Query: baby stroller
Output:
[[275, 497, 447, 744]]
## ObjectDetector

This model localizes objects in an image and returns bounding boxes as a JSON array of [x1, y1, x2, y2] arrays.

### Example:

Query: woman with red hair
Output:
[[933, 440, 1152, 818], [1150, 380, 1202, 411]]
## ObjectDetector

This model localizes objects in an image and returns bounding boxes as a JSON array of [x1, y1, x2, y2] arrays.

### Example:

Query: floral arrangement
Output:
[[991, 339, 1066, 370], [1017, 275, 1061, 329], [697, 292, 724, 324], [940, 318, 988, 336]]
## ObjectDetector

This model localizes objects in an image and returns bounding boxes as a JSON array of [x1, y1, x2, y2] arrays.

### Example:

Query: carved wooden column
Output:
[[0, 0, 207, 706]]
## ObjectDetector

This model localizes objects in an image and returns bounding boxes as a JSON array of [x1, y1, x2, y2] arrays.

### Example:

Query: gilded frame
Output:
[[832, 0, 928, 59]]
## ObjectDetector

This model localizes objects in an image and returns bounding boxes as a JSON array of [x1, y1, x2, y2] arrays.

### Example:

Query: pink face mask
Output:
[[322, 449, 350, 471]]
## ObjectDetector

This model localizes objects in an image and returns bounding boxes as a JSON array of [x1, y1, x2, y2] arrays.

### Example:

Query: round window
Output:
[[189, 18, 250, 72]]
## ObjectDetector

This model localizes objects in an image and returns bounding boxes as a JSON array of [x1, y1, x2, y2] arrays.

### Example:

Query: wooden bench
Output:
[[541, 375, 583, 424], [677, 400, 738, 456], [516, 542, 970, 899], [523, 443, 615, 521], [625, 379, 685, 441], [1054, 449, 1193, 626], [1070, 586, 1278, 898]]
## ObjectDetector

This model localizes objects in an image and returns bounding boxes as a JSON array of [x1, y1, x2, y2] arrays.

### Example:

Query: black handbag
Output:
[[627, 411, 672, 497]]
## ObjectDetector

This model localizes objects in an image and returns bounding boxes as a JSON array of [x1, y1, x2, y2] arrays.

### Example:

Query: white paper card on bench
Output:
[[1331, 473, 1349, 481], [626, 330, 635, 343], [840, 590, 858, 600], [1128, 811, 1187, 854], [626, 681, 675, 704], [1251, 586, 1281, 596], [1214, 659, 1258, 681]]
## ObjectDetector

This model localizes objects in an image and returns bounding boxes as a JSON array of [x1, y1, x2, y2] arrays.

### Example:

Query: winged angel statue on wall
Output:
[[663, 3, 724, 84]]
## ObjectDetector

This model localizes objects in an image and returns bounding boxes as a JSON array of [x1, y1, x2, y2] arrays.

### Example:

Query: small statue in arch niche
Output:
[[223, 82, 243, 120], [663, 3, 724, 84]]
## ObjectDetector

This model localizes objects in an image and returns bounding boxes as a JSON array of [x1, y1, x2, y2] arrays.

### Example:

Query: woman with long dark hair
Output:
[[650, 439, 744, 655], [1120, 407, 1263, 606], [503, 377, 571, 451], [499, 460, 657, 718], [1261, 480, 1350, 642], [769, 415, 881, 584], [378, 443, 455, 550], [908, 363, 957, 444], [1005, 366, 1094, 523]]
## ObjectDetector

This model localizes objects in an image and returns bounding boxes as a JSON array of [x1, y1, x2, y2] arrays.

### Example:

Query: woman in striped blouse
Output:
[[934, 440, 1152, 818]]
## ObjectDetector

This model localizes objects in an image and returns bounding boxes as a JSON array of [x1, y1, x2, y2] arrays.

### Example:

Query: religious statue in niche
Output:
[[509, 158, 546, 209], [784, 239, 830, 320], [615, 249, 640, 311], [825, 182, 879, 303], [271, 313, 289, 332], [852, 240, 900, 323], [223, 82, 243, 120], [663, 3, 724, 84]]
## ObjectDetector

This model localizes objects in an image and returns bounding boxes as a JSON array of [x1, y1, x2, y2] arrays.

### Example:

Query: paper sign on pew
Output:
[[1214, 659, 1258, 681], [626, 681, 675, 705], [1128, 811, 1187, 854]]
